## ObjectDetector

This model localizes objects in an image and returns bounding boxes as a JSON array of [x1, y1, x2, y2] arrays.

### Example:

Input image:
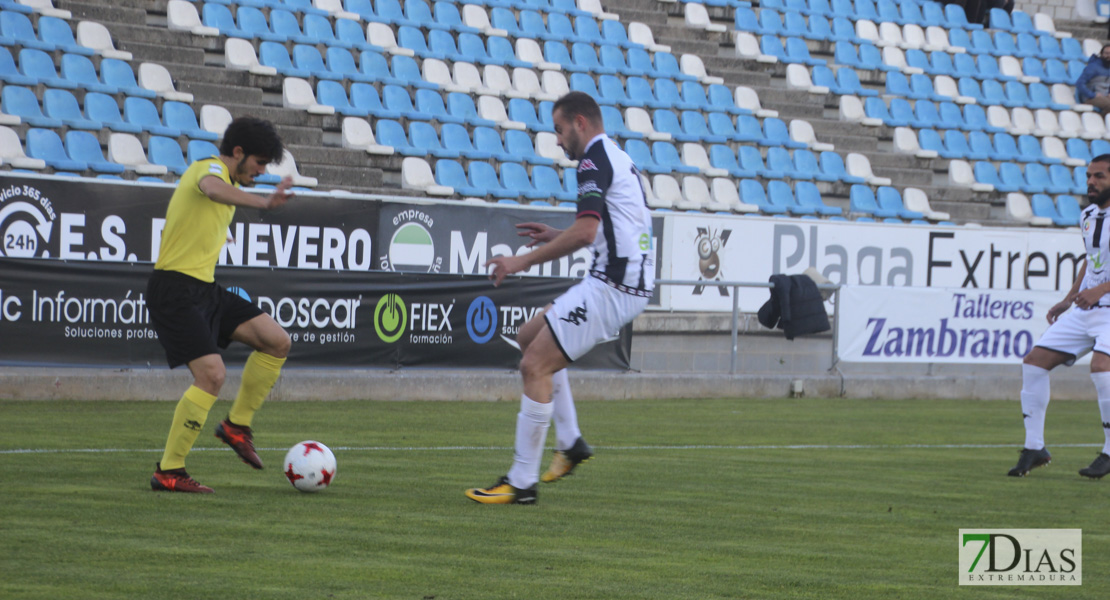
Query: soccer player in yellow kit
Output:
[[147, 117, 294, 493]]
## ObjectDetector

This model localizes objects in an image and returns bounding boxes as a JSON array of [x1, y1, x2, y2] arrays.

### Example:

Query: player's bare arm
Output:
[[485, 216, 598, 286], [516, 222, 561, 248], [199, 174, 294, 210]]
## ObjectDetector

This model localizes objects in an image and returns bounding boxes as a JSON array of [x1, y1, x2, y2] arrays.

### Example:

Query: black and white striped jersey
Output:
[[574, 133, 654, 297], [1080, 203, 1110, 305]]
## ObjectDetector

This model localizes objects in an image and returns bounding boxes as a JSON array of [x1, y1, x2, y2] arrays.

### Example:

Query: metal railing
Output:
[[653, 279, 842, 374]]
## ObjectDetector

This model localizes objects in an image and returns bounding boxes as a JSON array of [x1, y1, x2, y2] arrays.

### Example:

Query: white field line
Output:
[[0, 443, 1100, 456]]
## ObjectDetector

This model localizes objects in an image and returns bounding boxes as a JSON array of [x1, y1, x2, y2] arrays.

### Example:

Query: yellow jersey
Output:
[[154, 157, 236, 282]]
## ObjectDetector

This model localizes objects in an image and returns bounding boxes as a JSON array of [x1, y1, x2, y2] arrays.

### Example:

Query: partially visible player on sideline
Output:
[[466, 92, 654, 504], [148, 117, 294, 493], [1009, 153, 1110, 479]]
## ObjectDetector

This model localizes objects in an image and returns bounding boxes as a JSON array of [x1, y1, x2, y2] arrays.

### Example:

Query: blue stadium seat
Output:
[[502, 162, 547, 199], [0, 10, 53, 51], [967, 131, 1001, 161], [377, 0, 421, 27], [653, 141, 698, 174], [325, 47, 374, 84], [764, 117, 805, 149], [739, 179, 787, 214], [1071, 166, 1087, 195], [992, 134, 1023, 161], [18, 48, 77, 89], [654, 51, 696, 82], [335, 18, 385, 52], [446, 92, 497, 127], [397, 26, 444, 60], [1056, 195, 1081, 226], [468, 161, 515, 198], [739, 145, 783, 179], [85, 92, 141, 133], [304, 14, 347, 48], [912, 101, 943, 130], [709, 144, 756, 178], [544, 40, 588, 73], [599, 44, 637, 77], [415, 88, 460, 124], [945, 129, 987, 160], [706, 112, 743, 142], [405, 0, 448, 31], [572, 42, 614, 75], [681, 110, 726, 144], [735, 115, 771, 144], [186, 139, 220, 164], [235, 7, 283, 42], [435, 159, 476, 196], [317, 81, 366, 117], [433, 1, 480, 34], [349, 82, 401, 119], [829, 16, 862, 44], [973, 161, 1019, 192], [785, 37, 824, 66], [794, 181, 840, 215], [768, 147, 806, 179], [42, 88, 99, 130], [876, 186, 925, 219], [26, 128, 86, 171], [945, 3, 983, 30], [375, 119, 422, 156], [357, 51, 403, 86], [1019, 135, 1058, 164], [600, 19, 636, 49], [547, 13, 585, 44], [382, 84, 431, 121], [473, 127, 516, 162], [38, 16, 94, 56], [507, 98, 553, 132], [859, 42, 895, 71], [1066, 138, 1092, 163], [292, 44, 342, 80], [505, 129, 554, 165], [888, 98, 918, 128], [533, 165, 577, 202], [849, 185, 900, 218], [1047, 164, 1076, 195], [428, 29, 466, 62], [574, 16, 604, 45], [820, 151, 865, 183], [2, 85, 61, 127], [408, 121, 455, 159], [454, 33, 495, 66], [1014, 33, 1040, 59], [259, 42, 312, 78], [625, 139, 664, 173], [65, 130, 125, 174], [148, 136, 189, 176], [440, 123, 489, 161], [1030, 194, 1066, 225], [600, 105, 643, 140], [680, 81, 713, 112], [124, 97, 181, 137], [271, 9, 315, 44], [768, 180, 816, 215], [0, 46, 34, 85], [597, 75, 638, 107], [570, 72, 604, 102], [757, 9, 785, 36]]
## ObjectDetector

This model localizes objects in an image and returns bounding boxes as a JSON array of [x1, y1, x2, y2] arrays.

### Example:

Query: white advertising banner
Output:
[[837, 286, 1072, 364], [663, 215, 1084, 313]]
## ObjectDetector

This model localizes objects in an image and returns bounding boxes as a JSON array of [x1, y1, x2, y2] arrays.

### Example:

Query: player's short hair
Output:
[[220, 117, 284, 164], [552, 91, 602, 127], [1092, 154, 1110, 167]]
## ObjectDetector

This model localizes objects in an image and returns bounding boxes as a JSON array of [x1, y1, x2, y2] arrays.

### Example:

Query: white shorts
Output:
[[545, 276, 649, 362], [1035, 307, 1110, 364]]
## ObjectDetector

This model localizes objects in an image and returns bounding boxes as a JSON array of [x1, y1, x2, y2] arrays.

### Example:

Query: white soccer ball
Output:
[[283, 441, 337, 493]]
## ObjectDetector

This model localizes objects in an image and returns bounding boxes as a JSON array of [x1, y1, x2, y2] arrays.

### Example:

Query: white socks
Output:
[[1091, 372, 1110, 455], [1021, 363, 1051, 450], [507, 395, 553, 489], [551, 369, 582, 451]]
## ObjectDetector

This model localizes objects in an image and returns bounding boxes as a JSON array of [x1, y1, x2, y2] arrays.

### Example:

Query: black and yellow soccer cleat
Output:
[[465, 476, 537, 504], [541, 437, 593, 483]]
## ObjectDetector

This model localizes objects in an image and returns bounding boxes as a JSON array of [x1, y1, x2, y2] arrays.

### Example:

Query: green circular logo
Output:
[[374, 294, 407, 343]]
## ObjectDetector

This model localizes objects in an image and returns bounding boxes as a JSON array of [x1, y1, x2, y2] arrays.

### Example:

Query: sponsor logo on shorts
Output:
[[560, 304, 588, 326]]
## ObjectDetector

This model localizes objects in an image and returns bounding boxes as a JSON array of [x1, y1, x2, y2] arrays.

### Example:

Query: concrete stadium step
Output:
[[62, 0, 146, 26]]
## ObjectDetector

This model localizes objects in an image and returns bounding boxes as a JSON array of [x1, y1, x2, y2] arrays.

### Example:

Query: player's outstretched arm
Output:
[[486, 216, 597, 286], [200, 175, 294, 210]]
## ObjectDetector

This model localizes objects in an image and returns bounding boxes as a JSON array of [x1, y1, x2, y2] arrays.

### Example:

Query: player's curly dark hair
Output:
[[220, 117, 284, 164]]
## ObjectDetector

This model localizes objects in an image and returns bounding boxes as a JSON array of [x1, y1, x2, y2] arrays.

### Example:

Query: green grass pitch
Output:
[[1, 397, 1107, 599]]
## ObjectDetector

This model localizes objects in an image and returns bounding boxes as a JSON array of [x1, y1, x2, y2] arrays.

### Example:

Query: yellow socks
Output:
[[159, 385, 218, 470], [228, 351, 286, 428]]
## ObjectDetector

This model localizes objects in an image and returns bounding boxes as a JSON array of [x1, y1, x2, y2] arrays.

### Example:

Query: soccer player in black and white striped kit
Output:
[[1010, 154, 1110, 479], [466, 92, 655, 504]]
